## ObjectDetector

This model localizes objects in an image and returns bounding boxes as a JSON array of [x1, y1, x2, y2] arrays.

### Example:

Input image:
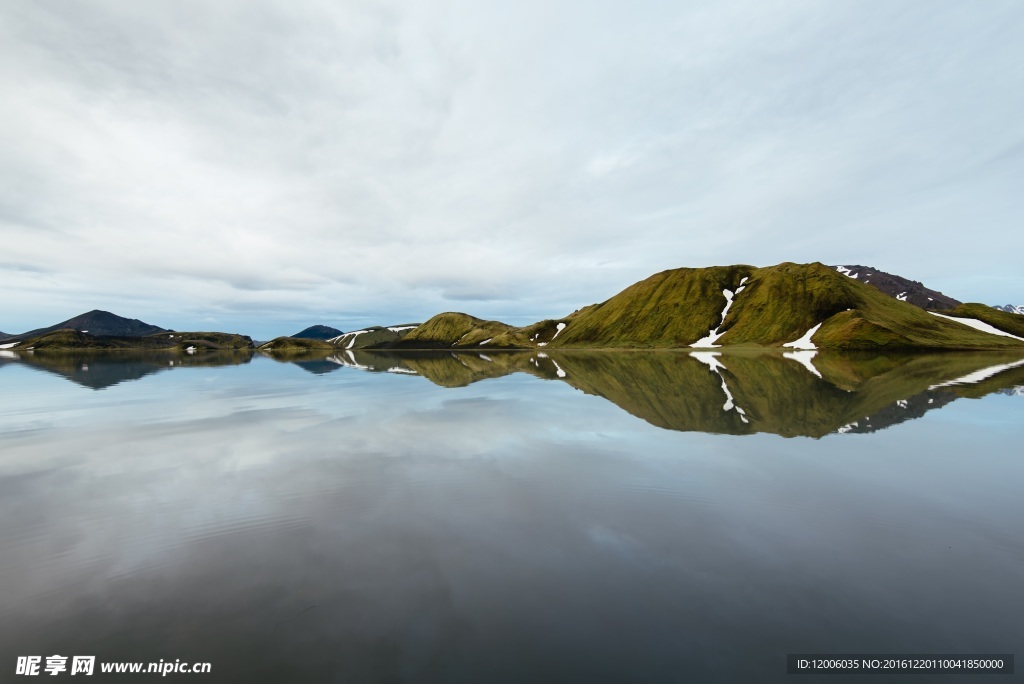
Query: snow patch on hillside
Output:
[[783, 323, 822, 350], [690, 288, 737, 348], [929, 312, 1024, 341]]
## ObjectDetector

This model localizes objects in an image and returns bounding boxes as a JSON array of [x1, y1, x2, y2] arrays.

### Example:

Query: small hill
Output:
[[12, 329, 253, 351], [291, 325, 344, 340], [395, 313, 530, 348], [258, 337, 334, 352], [19, 310, 169, 338], [329, 323, 422, 349], [830, 265, 960, 310]]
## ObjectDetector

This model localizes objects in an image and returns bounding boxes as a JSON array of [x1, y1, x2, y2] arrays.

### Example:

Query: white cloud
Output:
[[1, 0, 1022, 338]]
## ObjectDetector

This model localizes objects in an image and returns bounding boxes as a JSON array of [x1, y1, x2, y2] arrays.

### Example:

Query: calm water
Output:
[[1, 349, 1022, 682]]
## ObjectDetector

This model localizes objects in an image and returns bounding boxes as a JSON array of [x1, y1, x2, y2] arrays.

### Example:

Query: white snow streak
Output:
[[690, 288, 736, 348], [928, 312, 1024, 341], [551, 322, 567, 340], [0, 342, 18, 349], [783, 323, 822, 350]]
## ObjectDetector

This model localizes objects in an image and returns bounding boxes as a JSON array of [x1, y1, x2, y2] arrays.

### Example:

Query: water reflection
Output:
[[0, 349, 254, 389], [3, 348, 1022, 437], [283, 349, 1024, 438]]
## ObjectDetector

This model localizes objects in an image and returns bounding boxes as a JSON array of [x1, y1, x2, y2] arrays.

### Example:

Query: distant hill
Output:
[[17, 310, 168, 339], [291, 325, 343, 340], [829, 265, 960, 310], [0, 331, 10, 342], [993, 304, 1024, 315]]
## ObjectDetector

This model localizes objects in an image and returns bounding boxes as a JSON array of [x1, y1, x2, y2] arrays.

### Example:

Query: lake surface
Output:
[[1, 349, 1022, 682]]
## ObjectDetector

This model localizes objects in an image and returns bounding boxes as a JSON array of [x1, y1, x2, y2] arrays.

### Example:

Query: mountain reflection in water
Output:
[[4, 348, 1022, 438]]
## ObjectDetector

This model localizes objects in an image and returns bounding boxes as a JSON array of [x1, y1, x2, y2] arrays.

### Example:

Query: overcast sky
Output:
[[2, 0, 1022, 339]]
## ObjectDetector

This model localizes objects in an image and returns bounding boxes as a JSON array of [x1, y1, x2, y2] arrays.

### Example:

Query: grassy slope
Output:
[[550, 265, 754, 348]]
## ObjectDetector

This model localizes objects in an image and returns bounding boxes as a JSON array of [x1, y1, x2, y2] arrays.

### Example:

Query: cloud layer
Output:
[[2, 0, 1022, 337]]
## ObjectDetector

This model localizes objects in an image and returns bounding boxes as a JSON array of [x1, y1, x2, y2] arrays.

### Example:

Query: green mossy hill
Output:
[[541, 262, 1024, 350], [396, 313, 531, 349], [549, 265, 754, 348], [943, 304, 1024, 338], [329, 324, 421, 350], [15, 329, 254, 351], [258, 337, 334, 352]]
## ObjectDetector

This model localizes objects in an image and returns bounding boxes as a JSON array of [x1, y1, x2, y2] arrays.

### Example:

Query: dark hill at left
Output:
[[18, 310, 168, 339]]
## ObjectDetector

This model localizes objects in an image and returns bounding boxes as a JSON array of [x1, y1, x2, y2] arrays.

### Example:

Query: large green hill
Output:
[[392, 262, 1024, 351]]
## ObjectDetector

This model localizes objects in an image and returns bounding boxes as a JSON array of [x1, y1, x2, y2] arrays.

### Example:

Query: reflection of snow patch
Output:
[[479, 354, 493, 362], [837, 421, 859, 434], [690, 352, 747, 420], [783, 323, 822, 350], [690, 351, 726, 373], [929, 358, 1024, 389], [928, 312, 1024, 341], [550, 358, 567, 378], [897, 399, 908, 409], [783, 350, 822, 378]]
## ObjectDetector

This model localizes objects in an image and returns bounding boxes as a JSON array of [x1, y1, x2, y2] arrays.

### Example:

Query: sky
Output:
[[1, 0, 1022, 340]]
